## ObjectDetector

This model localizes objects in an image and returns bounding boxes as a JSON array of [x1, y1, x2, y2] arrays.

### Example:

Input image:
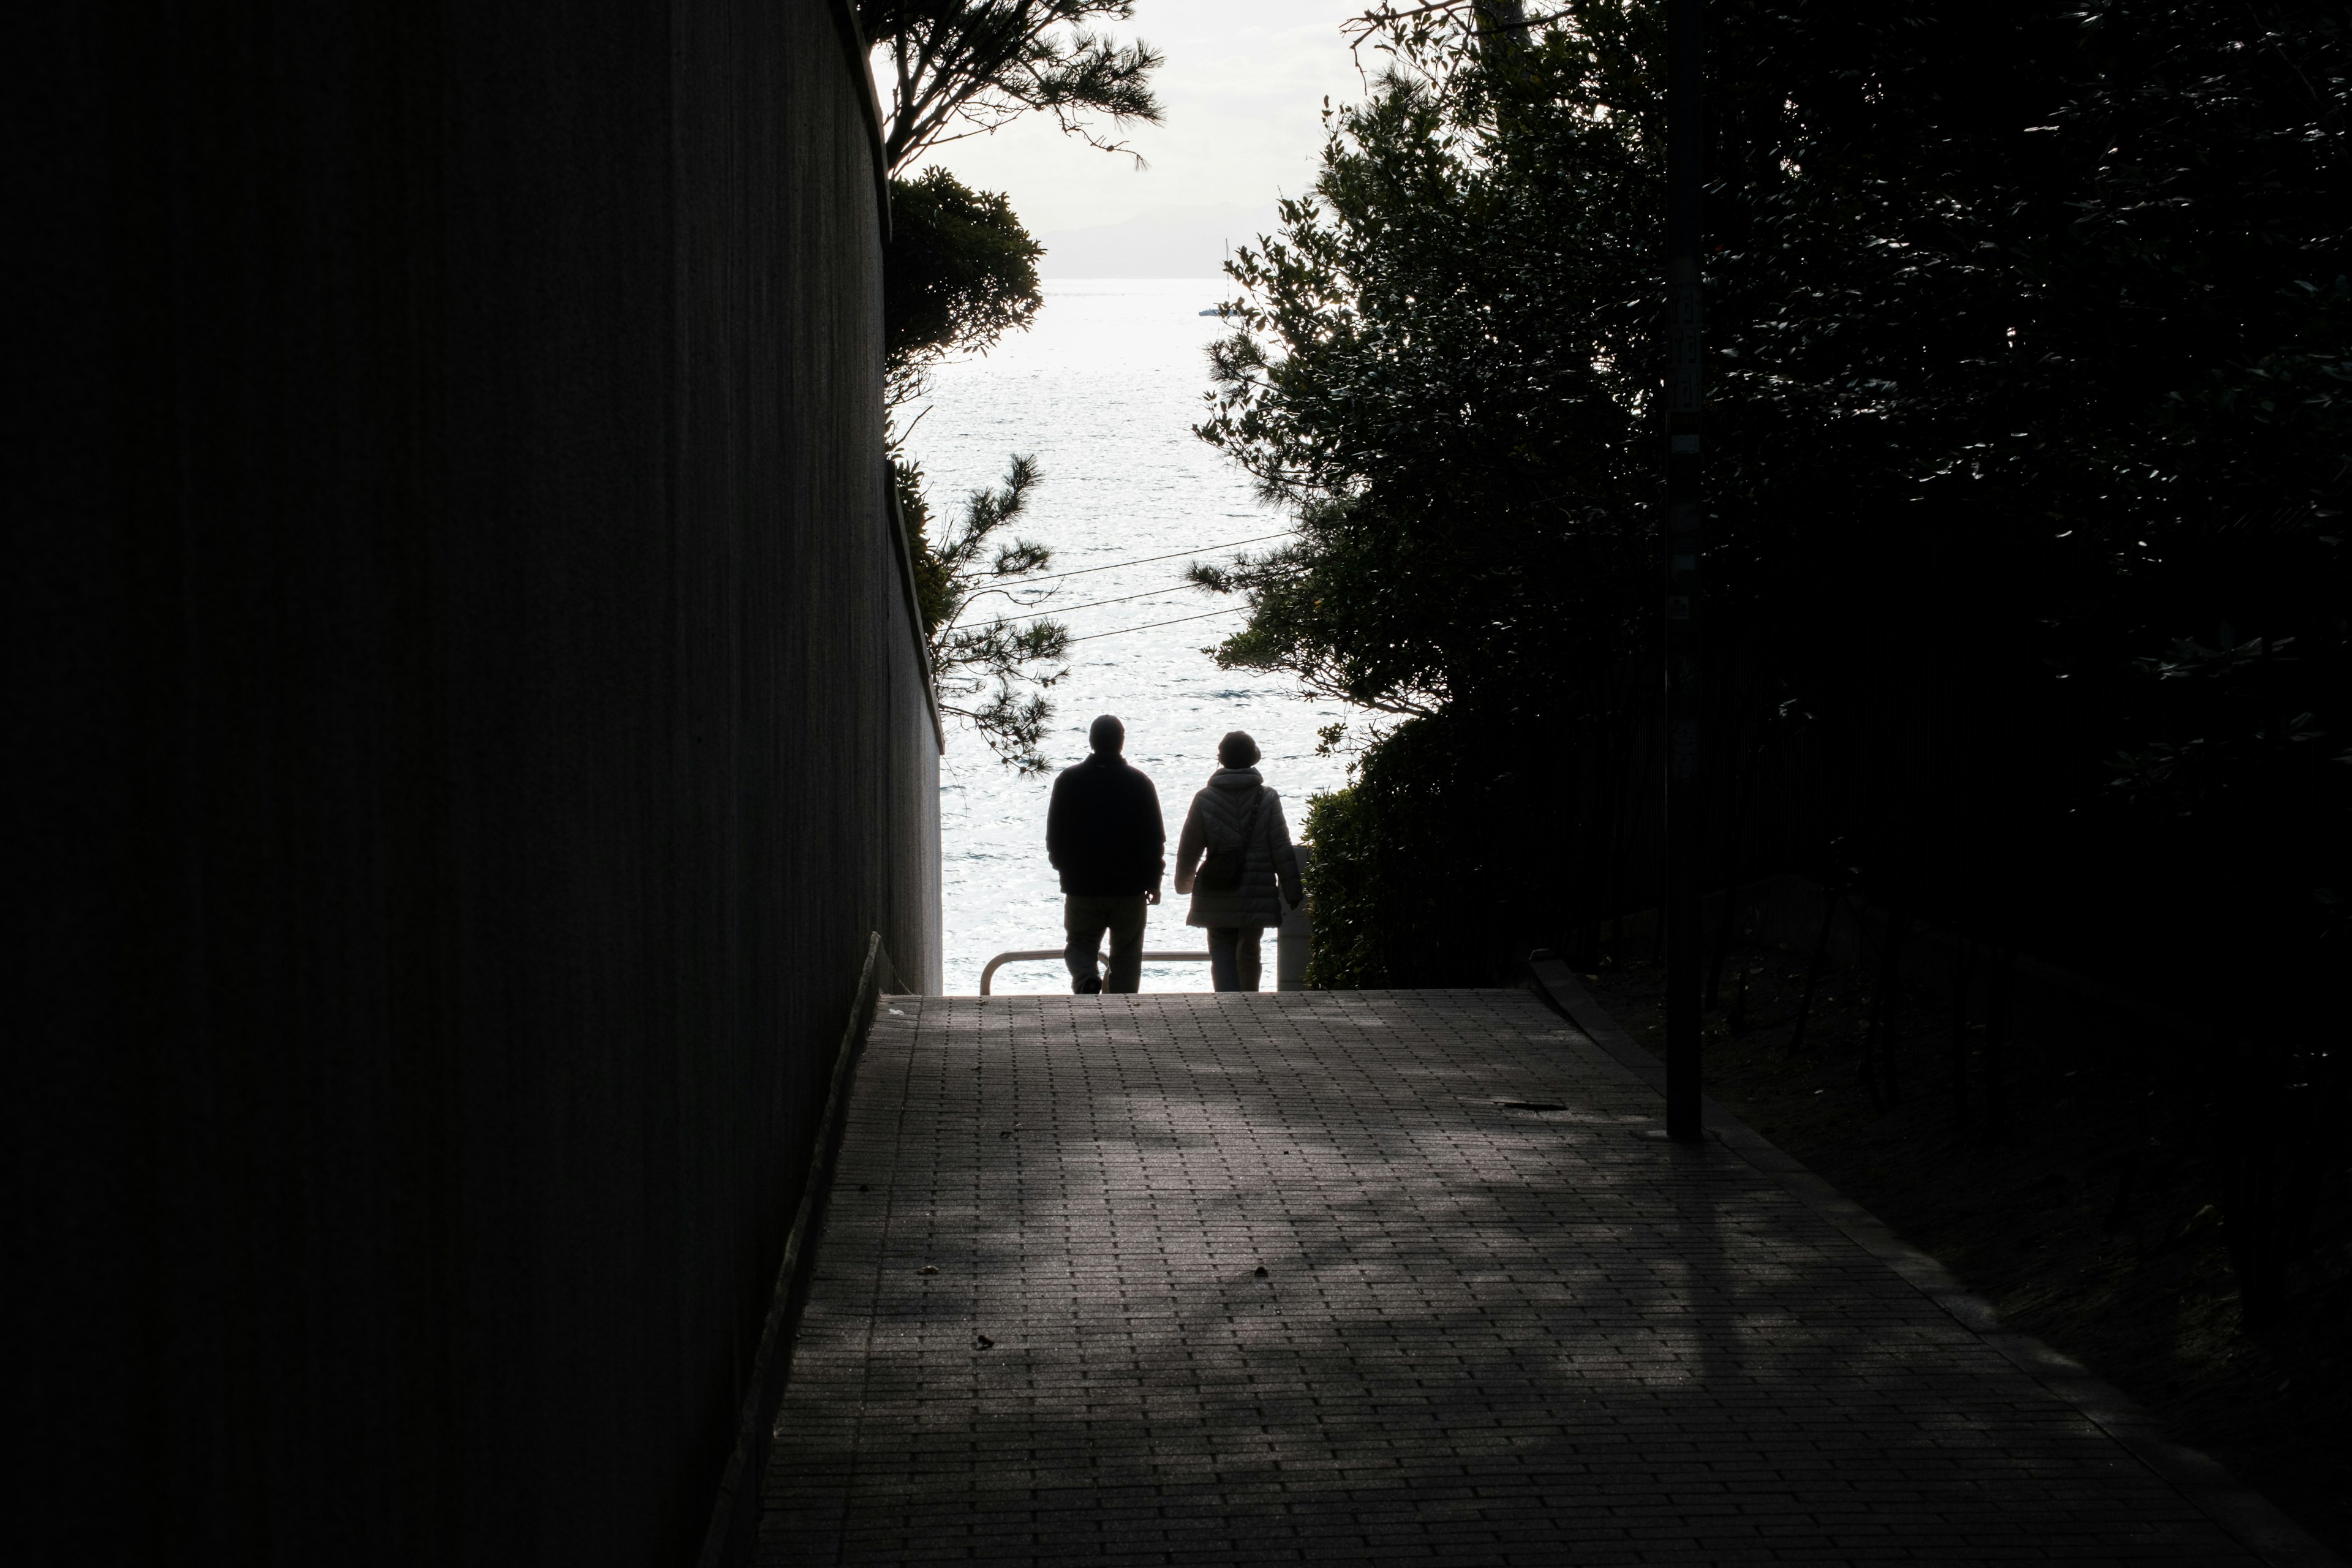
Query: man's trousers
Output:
[[1063, 894, 1148, 993]]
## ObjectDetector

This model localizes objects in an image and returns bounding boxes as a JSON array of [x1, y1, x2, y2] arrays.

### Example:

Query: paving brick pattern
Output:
[[758, 992, 2256, 1564]]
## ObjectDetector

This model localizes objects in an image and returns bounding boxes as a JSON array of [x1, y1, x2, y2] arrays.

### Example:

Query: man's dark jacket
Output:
[[1046, 752, 1166, 896]]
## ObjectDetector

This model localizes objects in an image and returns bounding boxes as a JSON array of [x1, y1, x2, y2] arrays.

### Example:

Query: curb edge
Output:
[[1521, 953, 2344, 1568]]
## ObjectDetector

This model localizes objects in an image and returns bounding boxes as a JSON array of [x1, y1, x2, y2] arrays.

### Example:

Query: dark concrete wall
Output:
[[6, 1, 938, 1561]]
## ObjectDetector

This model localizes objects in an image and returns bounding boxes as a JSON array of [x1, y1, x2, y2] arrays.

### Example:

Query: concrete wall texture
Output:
[[7, 2, 940, 1561]]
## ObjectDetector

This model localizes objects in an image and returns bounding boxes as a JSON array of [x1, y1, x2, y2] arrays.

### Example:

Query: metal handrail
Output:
[[979, 949, 1211, 995]]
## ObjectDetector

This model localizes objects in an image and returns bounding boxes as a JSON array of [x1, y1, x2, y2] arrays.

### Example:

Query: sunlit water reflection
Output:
[[906, 279, 1350, 993]]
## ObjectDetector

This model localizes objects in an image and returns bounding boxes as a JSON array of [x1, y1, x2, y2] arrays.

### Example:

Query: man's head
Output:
[[1089, 714, 1125, 756], [1218, 731, 1260, 769]]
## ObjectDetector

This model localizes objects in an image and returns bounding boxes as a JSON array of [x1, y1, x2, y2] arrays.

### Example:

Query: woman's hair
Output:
[[1217, 730, 1260, 769]]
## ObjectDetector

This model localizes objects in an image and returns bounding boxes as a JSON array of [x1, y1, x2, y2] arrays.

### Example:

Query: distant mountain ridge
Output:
[[1035, 203, 1283, 279]]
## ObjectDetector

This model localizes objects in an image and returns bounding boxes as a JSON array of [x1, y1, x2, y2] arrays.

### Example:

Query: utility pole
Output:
[[1663, 0, 1705, 1141]]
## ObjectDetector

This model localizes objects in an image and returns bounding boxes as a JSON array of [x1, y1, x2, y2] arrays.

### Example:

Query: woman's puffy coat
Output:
[[1172, 767, 1303, 929]]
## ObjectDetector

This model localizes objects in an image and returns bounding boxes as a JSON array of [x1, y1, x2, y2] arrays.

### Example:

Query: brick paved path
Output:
[[758, 991, 2260, 1564]]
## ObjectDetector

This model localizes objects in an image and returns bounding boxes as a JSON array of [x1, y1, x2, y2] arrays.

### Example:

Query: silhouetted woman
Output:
[[1172, 731, 1303, 991]]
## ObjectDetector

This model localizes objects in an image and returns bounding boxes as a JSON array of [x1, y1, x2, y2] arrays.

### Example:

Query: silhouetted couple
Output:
[[1046, 715, 1303, 994]]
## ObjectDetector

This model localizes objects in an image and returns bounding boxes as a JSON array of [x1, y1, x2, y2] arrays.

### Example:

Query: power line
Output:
[[1009, 532, 1291, 586], [989, 583, 1204, 619], [1065, 606, 1246, 644]]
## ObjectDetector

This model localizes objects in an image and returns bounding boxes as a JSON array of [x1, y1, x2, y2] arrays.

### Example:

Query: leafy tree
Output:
[[1194, 9, 1659, 726], [1202, 0, 2349, 1316], [1194, 3, 1669, 962], [850, 6, 1176, 769], [1205, 0, 2346, 967], [885, 167, 1044, 408], [852, 2, 1166, 768], [1701, 0, 2350, 984], [858, 1, 1165, 170], [880, 170, 1060, 767]]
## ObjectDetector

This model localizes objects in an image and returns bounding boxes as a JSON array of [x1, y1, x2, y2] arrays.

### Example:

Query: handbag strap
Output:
[[1231, 786, 1267, 854]]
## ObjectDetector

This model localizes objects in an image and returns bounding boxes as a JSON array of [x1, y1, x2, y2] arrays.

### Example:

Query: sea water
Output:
[[903, 278, 1352, 993]]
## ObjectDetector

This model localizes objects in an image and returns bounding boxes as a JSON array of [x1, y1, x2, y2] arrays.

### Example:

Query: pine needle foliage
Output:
[[894, 454, 1070, 772], [858, 1, 1164, 171]]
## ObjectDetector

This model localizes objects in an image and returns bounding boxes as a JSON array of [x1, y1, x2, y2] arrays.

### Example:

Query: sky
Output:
[[895, 1, 1381, 272]]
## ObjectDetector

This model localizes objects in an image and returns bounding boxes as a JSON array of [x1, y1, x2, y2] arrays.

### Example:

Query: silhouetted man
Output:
[[1046, 714, 1166, 994]]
